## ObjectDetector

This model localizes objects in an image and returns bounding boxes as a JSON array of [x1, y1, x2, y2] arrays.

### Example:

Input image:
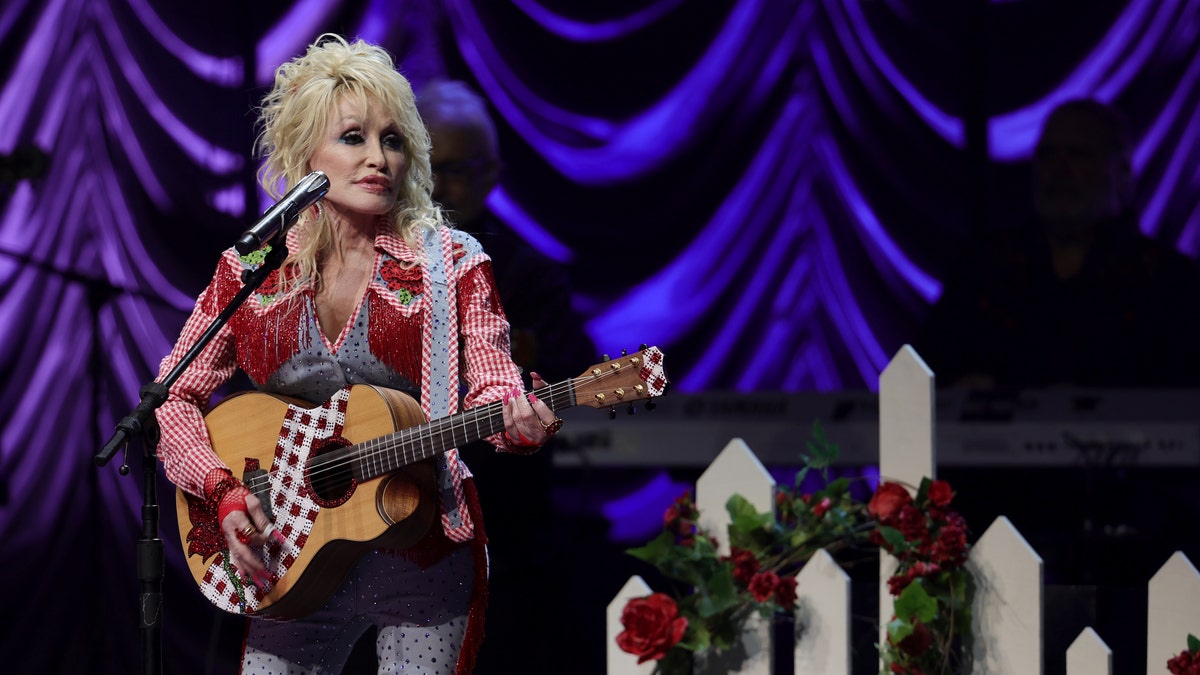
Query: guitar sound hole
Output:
[[306, 438, 356, 507]]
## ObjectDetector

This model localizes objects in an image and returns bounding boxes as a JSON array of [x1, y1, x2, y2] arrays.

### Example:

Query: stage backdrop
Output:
[[1, 0, 1198, 673]]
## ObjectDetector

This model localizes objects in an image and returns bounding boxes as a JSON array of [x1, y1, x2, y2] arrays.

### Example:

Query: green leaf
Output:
[[625, 530, 677, 565], [823, 477, 850, 497], [887, 616, 914, 643], [788, 529, 811, 548], [879, 525, 907, 550], [678, 621, 710, 652], [727, 494, 774, 545], [656, 647, 695, 674], [954, 602, 973, 634], [1188, 634, 1200, 653], [694, 565, 739, 618], [894, 579, 938, 624], [914, 476, 931, 504], [805, 420, 840, 471], [727, 494, 772, 526]]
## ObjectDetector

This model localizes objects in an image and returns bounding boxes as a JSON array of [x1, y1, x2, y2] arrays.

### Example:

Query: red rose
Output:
[[616, 593, 689, 664], [869, 482, 912, 524], [775, 576, 798, 609], [869, 529, 886, 547], [927, 480, 953, 507], [912, 561, 941, 577], [898, 619, 932, 657], [748, 571, 780, 602], [932, 517, 969, 566], [898, 505, 928, 543], [812, 496, 833, 518], [887, 562, 941, 596], [1167, 649, 1200, 675], [887, 566, 919, 596], [663, 504, 680, 526], [727, 548, 760, 585]]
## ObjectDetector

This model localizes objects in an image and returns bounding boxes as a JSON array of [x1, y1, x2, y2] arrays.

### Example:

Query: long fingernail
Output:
[[271, 529, 286, 545], [528, 393, 539, 404], [503, 390, 511, 404]]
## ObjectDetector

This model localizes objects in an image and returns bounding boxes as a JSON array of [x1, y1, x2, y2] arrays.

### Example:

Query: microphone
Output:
[[235, 171, 330, 255]]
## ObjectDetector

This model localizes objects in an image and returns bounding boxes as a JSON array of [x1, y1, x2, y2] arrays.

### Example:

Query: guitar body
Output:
[[176, 384, 438, 619], [173, 346, 670, 619]]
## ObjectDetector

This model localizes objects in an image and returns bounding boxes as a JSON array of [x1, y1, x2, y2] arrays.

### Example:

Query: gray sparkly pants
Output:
[[240, 545, 476, 674]]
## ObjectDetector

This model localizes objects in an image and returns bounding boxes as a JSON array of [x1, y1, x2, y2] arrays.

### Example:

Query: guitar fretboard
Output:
[[324, 381, 578, 482]]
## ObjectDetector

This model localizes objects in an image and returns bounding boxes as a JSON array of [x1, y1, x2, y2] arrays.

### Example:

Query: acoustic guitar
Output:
[[176, 347, 667, 619]]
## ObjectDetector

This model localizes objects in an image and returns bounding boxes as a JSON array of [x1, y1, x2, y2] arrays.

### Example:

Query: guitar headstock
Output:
[[573, 346, 668, 409]]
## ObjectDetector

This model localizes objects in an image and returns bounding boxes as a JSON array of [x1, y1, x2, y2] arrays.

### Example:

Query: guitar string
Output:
[[240, 361, 659, 495], [349, 359, 661, 478], [302, 364, 646, 484], [241, 361, 658, 493], [304, 376, 579, 484]]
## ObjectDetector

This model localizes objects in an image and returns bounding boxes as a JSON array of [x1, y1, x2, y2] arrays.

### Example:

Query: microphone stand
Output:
[[95, 241, 290, 675]]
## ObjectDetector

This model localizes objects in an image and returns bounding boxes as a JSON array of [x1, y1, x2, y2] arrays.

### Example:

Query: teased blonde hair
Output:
[[254, 34, 444, 291]]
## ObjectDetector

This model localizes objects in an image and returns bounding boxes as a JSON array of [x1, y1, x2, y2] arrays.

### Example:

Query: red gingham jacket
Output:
[[154, 223, 522, 542]]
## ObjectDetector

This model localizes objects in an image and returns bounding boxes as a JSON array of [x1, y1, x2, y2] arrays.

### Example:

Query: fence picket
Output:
[[694, 438, 776, 674], [877, 345, 936, 650], [967, 516, 1044, 674], [696, 437, 776, 556], [794, 548, 851, 675], [1066, 627, 1111, 675], [1146, 552, 1200, 673]]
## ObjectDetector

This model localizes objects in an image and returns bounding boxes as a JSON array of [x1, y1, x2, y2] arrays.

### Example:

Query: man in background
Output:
[[418, 79, 598, 674], [917, 99, 1200, 390]]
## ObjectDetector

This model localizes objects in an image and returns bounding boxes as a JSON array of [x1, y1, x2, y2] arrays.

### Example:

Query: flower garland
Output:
[[614, 426, 973, 674], [871, 477, 972, 674], [1169, 634, 1200, 674]]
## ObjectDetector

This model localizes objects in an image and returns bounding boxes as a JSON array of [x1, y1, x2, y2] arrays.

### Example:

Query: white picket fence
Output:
[[606, 345, 1200, 674]]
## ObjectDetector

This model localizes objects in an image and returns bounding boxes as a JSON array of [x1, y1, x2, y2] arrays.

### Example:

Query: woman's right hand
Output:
[[220, 491, 280, 589]]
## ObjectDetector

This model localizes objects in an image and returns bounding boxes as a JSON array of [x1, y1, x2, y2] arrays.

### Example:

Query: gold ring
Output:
[[239, 524, 256, 538], [540, 417, 564, 435]]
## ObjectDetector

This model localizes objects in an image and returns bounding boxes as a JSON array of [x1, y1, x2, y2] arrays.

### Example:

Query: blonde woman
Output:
[[155, 34, 557, 674]]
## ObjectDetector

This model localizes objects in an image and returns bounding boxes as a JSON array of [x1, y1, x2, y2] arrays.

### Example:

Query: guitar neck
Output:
[[350, 379, 579, 482]]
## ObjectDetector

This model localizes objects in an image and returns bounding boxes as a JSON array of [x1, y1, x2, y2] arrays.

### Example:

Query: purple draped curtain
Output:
[[1, 0, 1197, 672]]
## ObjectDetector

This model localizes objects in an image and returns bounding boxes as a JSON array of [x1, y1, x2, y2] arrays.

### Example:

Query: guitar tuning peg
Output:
[[621, 348, 628, 356], [626, 403, 636, 415], [640, 343, 648, 351], [645, 399, 656, 411], [601, 353, 610, 362], [608, 406, 617, 420]]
